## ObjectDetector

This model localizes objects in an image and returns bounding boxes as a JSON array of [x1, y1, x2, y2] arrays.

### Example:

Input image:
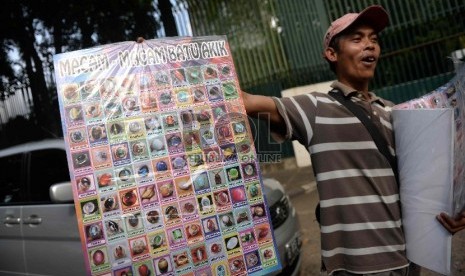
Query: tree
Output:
[[0, 0, 163, 140], [159, 0, 178, 36]]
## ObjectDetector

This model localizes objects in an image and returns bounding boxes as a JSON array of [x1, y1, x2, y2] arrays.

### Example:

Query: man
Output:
[[242, 5, 465, 275]]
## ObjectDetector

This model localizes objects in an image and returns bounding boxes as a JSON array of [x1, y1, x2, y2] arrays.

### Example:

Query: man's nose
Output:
[[364, 39, 376, 50]]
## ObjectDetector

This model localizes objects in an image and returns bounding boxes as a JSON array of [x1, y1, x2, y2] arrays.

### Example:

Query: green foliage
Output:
[[0, 0, 162, 143]]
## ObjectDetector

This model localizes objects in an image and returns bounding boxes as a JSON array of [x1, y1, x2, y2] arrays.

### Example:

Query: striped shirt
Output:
[[272, 81, 409, 274]]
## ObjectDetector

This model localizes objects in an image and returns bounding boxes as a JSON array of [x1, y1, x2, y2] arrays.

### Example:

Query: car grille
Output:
[[269, 196, 289, 229]]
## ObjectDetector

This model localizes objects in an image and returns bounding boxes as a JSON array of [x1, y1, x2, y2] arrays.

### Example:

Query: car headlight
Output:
[[270, 195, 290, 229]]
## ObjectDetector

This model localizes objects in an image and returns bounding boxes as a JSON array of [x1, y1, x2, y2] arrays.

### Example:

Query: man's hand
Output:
[[436, 211, 465, 235]]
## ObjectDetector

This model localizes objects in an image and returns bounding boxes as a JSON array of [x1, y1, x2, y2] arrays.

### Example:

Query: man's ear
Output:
[[324, 47, 337, 62]]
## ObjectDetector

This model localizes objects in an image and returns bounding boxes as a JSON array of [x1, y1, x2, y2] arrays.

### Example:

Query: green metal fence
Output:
[[188, 0, 290, 90], [185, 0, 465, 157]]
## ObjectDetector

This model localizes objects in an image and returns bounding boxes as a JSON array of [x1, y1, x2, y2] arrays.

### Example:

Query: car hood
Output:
[[262, 178, 285, 206]]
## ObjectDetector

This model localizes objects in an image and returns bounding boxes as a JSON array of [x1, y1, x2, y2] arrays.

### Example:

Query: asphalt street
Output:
[[262, 162, 465, 276]]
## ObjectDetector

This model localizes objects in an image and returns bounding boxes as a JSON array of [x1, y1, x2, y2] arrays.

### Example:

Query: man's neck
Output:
[[338, 79, 371, 100]]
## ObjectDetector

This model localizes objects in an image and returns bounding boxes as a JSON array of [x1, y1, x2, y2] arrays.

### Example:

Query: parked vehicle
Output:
[[0, 139, 301, 276]]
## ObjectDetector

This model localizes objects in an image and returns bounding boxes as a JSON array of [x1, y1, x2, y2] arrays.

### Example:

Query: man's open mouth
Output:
[[361, 56, 376, 63]]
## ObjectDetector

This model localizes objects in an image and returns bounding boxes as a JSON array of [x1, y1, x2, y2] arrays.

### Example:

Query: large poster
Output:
[[392, 108, 453, 275], [392, 66, 465, 275], [394, 66, 465, 216], [53, 36, 281, 276]]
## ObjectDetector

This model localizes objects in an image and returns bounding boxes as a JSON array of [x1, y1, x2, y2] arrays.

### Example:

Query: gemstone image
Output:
[[151, 138, 165, 151], [167, 135, 182, 147], [138, 165, 149, 178], [160, 92, 172, 105], [87, 224, 102, 240], [118, 168, 132, 181], [128, 214, 139, 227], [103, 197, 116, 211], [172, 157, 186, 169], [122, 191, 137, 206], [107, 220, 121, 234], [231, 187, 246, 202], [70, 130, 84, 143], [177, 91, 188, 102], [156, 161, 168, 171], [92, 250, 105, 266]]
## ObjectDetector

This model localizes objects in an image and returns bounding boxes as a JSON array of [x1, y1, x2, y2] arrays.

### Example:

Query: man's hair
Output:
[[326, 35, 342, 73]]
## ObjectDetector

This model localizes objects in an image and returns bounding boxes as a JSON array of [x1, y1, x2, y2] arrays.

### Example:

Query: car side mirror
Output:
[[50, 182, 74, 203]]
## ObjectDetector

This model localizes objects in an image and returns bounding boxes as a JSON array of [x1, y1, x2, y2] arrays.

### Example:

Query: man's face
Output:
[[327, 25, 380, 86]]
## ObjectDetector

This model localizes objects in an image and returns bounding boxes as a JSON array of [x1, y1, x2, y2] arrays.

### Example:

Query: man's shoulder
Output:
[[277, 91, 337, 108], [374, 94, 396, 108], [284, 91, 334, 99], [383, 98, 396, 108]]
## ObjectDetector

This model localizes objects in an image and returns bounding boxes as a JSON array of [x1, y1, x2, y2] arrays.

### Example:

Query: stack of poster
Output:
[[394, 66, 465, 216], [392, 66, 465, 275], [53, 36, 281, 276]]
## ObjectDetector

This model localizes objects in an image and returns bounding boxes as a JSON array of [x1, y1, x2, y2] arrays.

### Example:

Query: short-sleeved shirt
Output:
[[272, 81, 409, 274]]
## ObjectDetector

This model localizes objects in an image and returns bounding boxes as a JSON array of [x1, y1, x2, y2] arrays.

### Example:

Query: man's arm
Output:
[[241, 91, 286, 136]]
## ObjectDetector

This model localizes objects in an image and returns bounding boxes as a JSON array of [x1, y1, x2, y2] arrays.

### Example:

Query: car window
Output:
[[0, 153, 25, 205], [27, 149, 70, 203]]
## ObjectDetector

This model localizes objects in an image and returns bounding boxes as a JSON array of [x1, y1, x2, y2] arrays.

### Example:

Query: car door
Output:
[[0, 153, 27, 276], [21, 148, 86, 276]]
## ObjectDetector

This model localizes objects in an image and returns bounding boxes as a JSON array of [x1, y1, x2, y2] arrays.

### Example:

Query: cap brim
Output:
[[353, 5, 389, 33]]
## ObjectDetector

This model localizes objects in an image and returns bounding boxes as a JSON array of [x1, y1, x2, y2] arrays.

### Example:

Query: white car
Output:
[[0, 139, 301, 276]]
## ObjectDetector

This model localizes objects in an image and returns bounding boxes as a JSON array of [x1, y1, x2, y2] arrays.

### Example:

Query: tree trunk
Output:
[[53, 17, 63, 54], [19, 10, 53, 130], [80, 11, 94, 48], [159, 0, 178, 36]]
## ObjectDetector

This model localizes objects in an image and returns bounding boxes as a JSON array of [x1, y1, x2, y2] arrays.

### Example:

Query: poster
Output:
[[392, 66, 465, 275], [392, 109, 453, 275], [53, 36, 281, 276], [394, 66, 465, 216]]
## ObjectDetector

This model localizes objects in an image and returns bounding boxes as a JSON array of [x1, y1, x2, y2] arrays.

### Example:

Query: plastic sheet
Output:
[[53, 36, 281, 276], [394, 66, 465, 216], [392, 66, 465, 275], [392, 108, 453, 275]]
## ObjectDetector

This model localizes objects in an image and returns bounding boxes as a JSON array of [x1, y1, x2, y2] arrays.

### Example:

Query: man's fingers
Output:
[[436, 214, 453, 233], [437, 213, 465, 234]]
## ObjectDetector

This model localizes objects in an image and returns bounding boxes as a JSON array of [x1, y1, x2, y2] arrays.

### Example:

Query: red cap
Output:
[[323, 5, 389, 50]]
